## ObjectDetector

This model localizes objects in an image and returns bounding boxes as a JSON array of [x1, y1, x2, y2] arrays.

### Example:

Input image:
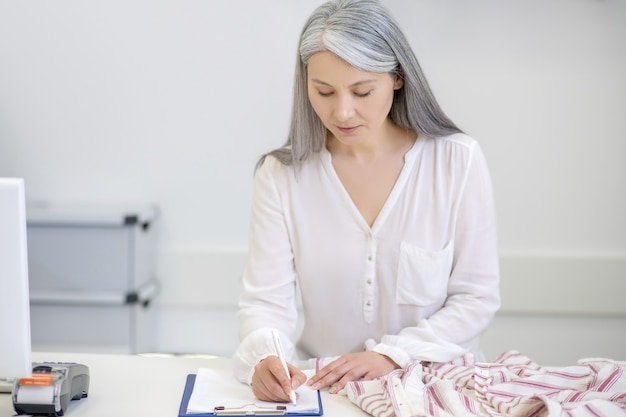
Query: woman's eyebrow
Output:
[[310, 78, 377, 87]]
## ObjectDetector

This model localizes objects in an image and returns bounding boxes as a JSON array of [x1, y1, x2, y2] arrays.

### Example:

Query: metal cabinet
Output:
[[26, 203, 159, 354]]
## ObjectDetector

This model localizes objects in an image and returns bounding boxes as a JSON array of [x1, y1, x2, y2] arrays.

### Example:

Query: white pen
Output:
[[271, 329, 297, 405]]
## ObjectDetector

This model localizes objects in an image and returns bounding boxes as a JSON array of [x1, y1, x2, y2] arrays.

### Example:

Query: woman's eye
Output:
[[315, 90, 371, 97]]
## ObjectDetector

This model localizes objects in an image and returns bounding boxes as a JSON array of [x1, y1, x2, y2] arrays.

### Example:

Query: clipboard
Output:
[[178, 373, 324, 417]]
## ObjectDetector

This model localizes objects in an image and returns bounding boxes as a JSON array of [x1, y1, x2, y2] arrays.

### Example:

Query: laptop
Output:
[[0, 178, 33, 392]]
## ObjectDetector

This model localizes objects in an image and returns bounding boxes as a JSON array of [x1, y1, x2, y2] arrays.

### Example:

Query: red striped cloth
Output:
[[342, 351, 626, 417]]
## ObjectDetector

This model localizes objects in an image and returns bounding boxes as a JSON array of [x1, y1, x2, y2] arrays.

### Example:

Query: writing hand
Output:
[[251, 356, 307, 402], [307, 351, 400, 394]]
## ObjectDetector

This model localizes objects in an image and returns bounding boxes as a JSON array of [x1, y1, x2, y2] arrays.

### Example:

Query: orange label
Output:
[[19, 374, 54, 386]]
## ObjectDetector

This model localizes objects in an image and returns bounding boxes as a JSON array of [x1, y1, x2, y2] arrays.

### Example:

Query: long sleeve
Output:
[[233, 157, 300, 383]]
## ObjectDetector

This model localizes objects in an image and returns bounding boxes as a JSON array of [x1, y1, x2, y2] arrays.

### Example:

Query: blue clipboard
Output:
[[178, 374, 324, 416]]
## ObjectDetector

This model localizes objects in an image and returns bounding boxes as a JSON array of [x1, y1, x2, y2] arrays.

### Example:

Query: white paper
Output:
[[187, 368, 320, 414], [16, 385, 55, 405]]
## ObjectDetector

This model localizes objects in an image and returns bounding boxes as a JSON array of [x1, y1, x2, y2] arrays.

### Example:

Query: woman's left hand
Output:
[[307, 351, 400, 394]]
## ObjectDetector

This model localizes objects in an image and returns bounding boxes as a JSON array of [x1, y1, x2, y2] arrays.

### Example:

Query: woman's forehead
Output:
[[307, 51, 391, 85]]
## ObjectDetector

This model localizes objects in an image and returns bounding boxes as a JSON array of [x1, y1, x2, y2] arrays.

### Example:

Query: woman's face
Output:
[[307, 51, 402, 147]]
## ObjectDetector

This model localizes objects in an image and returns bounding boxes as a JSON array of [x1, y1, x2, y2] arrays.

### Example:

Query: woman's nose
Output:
[[333, 94, 355, 121]]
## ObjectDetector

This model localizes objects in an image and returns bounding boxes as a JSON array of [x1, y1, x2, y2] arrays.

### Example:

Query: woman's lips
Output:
[[337, 125, 359, 134]]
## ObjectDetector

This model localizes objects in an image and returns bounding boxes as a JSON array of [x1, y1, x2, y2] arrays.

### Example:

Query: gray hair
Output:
[[260, 0, 461, 168]]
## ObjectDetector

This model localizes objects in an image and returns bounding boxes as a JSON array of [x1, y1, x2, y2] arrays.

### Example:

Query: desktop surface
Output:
[[0, 352, 367, 417]]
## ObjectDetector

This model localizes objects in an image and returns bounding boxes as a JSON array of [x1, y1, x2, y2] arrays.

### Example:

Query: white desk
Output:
[[0, 352, 368, 417]]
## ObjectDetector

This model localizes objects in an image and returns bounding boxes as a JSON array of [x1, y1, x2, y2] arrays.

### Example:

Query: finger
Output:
[[307, 367, 334, 388], [328, 380, 345, 394], [252, 375, 277, 402], [252, 359, 293, 403], [328, 367, 365, 394], [308, 362, 347, 390], [287, 363, 307, 389], [362, 372, 376, 381], [256, 376, 290, 402], [268, 357, 297, 402], [311, 357, 347, 383]]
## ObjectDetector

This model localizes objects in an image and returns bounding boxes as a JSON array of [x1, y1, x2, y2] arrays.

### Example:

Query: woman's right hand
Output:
[[251, 356, 307, 403]]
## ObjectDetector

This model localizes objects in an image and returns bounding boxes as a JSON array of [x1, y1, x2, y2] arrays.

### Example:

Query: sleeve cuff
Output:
[[232, 327, 297, 384], [365, 338, 412, 368]]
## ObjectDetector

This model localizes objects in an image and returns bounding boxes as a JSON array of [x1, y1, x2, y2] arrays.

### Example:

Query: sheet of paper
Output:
[[186, 368, 320, 414]]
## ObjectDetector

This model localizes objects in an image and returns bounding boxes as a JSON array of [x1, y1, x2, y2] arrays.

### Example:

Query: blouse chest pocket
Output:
[[396, 240, 454, 306]]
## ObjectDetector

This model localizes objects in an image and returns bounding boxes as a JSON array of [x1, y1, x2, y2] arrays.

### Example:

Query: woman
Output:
[[233, 0, 500, 403]]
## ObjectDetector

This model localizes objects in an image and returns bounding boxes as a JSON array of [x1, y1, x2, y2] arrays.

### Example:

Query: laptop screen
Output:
[[0, 178, 32, 381]]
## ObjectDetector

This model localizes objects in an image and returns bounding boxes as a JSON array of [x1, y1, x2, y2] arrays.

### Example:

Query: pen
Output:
[[271, 329, 297, 405]]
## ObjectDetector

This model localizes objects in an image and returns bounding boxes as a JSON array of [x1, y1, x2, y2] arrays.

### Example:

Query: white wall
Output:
[[1, 1, 625, 364]]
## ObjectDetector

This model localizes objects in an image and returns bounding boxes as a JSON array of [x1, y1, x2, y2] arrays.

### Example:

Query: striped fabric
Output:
[[342, 351, 626, 417]]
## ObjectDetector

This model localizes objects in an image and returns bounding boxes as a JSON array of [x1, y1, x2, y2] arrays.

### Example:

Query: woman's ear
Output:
[[393, 69, 404, 90]]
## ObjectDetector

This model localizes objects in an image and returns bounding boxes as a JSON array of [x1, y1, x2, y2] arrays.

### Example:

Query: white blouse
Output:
[[233, 133, 500, 384]]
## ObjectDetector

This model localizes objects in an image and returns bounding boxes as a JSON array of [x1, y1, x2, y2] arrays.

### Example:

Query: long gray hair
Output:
[[260, 0, 461, 168]]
